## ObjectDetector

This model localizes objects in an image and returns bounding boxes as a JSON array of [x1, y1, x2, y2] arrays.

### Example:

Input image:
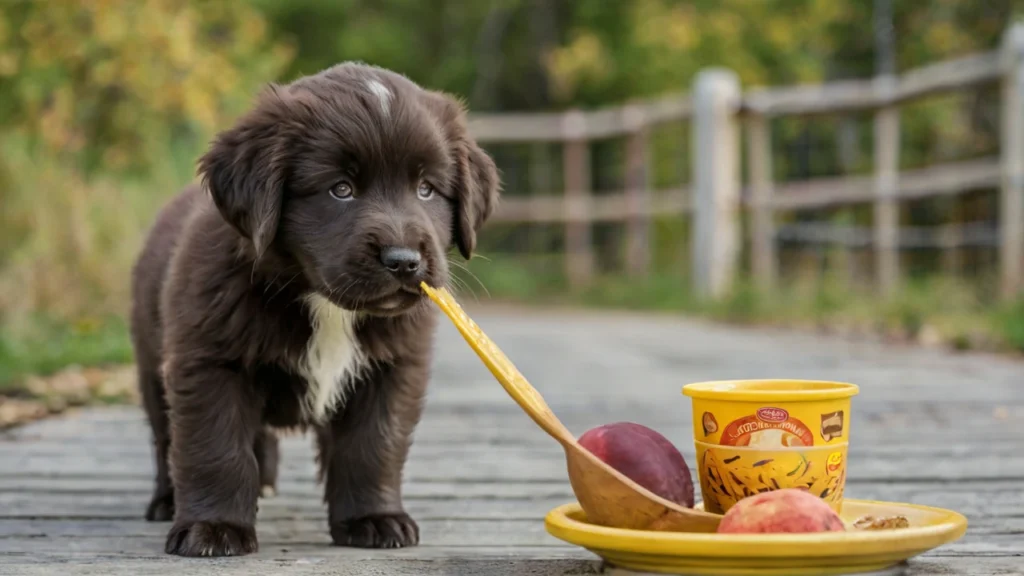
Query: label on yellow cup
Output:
[[695, 398, 851, 448]]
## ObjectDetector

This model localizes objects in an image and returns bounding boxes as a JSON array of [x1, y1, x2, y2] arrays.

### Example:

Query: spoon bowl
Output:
[[421, 283, 722, 533]]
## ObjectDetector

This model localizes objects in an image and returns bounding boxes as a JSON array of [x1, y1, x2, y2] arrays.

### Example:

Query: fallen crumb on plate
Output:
[[852, 515, 911, 530]]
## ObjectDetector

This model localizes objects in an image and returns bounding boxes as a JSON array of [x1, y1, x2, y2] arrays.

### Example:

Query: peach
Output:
[[577, 422, 694, 508], [716, 488, 846, 534]]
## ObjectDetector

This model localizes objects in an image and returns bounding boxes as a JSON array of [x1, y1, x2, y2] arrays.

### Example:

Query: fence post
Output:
[[1001, 23, 1024, 300], [528, 143, 552, 253], [691, 69, 741, 299], [747, 114, 776, 290], [623, 104, 650, 277], [873, 75, 900, 296], [562, 111, 593, 289]]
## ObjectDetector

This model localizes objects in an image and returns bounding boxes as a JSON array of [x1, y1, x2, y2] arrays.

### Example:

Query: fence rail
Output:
[[771, 156, 1002, 210], [776, 221, 999, 249], [743, 51, 1004, 116], [467, 23, 1024, 299], [467, 95, 692, 142]]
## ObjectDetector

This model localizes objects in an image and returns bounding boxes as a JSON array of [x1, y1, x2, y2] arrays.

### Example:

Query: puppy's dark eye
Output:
[[330, 182, 354, 201], [417, 181, 435, 200]]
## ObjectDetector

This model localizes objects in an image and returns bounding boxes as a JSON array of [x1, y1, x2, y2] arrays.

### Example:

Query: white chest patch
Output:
[[365, 78, 392, 116], [297, 294, 366, 423]]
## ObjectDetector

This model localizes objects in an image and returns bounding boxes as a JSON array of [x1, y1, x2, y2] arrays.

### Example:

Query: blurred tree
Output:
[[252, 0, 560, 111], [2, 0, 1022, 325], [251, 0, 1020, 111], [543, 0, 845, 106], [1, 0, 1018, 175], [0, 0, 293, 174]]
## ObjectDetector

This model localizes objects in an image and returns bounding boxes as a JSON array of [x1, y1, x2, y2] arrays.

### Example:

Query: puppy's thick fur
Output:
[[129, 63, 499, 557]]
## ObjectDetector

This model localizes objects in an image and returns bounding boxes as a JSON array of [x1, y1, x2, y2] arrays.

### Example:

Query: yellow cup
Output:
[[682, 379, 858, 514]]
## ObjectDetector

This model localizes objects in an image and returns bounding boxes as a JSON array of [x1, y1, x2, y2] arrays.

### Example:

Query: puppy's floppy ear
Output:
[[453, 137, 500, 259], [197, 85, 294, 258], [420, 90, 501, 259]]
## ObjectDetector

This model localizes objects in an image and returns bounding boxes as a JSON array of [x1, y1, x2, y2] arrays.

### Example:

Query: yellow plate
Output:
[[545, 499, 967, 576]]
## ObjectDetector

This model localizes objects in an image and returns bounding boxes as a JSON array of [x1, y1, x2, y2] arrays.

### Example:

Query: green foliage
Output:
[[451, 253, 567, 303], [0, 1, 293, 332], [252, 0, 526, 108], [997, 298, 1024, 352], [0, 135, 194, 328], [457, 255, 1010, 352], [545, 0, 843, 105], [0, 316, 132, 391], [0, 0, 292, 173]]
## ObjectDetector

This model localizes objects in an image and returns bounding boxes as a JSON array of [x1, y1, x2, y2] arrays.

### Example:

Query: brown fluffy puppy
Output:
[[129, 62, 499, 557]]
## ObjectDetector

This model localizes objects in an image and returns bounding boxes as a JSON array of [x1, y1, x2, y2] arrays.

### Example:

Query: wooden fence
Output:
[[467, 23, 1024, 300]]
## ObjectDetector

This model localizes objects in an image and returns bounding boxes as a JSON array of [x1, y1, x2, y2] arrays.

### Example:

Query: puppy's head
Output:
[[198, 63, 499, 316]]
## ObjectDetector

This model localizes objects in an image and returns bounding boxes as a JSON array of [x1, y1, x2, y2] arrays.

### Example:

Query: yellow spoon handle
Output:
[[421, 283, 575, 443]]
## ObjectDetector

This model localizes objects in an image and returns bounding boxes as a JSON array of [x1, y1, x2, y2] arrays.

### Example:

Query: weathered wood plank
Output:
[[4, 398, 1019, 455], [1, 477, 1019, 509], [0, 556, 599, 576], [2, 484, 1021, 522], [4, 555, 1020, 576], [0, 558, 599, 576], [0, 517, 1018, 550], [7, 400, 1021, 450], [0, 518, 555, 545], [610, 557, 1024, 576], [2, 556, 1022, 576], [1, 309, 1020, 574], [0, 477, 578, 503], [10, 434, 1024, 459], [0, 531, 1018, 567], [4, 443, 1021, 482], [0, 497, 566, 522]]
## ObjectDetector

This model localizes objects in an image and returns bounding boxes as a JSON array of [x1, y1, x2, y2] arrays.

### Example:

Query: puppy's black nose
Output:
[[380, 246, 422, 278]]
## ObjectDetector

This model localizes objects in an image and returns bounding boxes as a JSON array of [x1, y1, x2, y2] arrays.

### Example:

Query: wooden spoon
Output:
[[421, 283, 722, 533]]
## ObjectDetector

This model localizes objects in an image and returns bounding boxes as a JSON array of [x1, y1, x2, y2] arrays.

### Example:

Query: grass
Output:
[[0, 137, 191, 393], [454, 254, 1024, 355], [0, 316, 133, 393], [996, 298, 1024, 351]]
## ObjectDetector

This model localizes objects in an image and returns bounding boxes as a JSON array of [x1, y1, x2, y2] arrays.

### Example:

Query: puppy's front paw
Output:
[[145, 492, 174, 522], [165, 521, 258, 557], [330, 512, 419, 548]]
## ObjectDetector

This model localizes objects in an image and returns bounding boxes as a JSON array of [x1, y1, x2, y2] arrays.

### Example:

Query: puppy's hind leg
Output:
[[255, 426, 279, 499], [138, 361, 174, 522]]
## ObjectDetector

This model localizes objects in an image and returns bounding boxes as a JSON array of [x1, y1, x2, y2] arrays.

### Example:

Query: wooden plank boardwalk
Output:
[[0, 307, 1022, 575]]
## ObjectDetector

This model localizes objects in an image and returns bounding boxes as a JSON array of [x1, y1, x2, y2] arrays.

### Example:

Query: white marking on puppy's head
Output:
[[365, 78, 392, 117]]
